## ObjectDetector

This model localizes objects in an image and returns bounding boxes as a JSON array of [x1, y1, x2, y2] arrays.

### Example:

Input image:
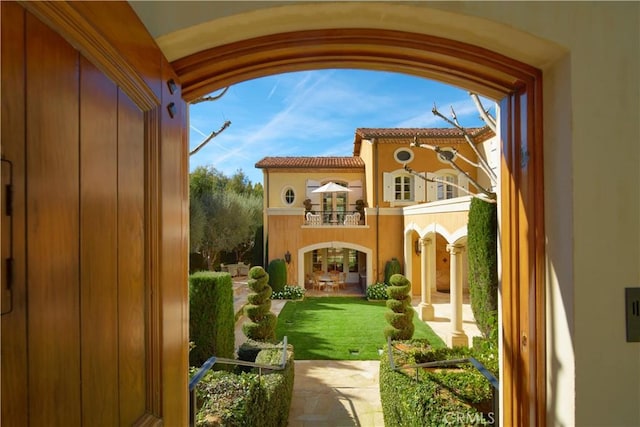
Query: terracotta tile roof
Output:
[[353, 126, 494, 155], [255, 156, 365, 169], [355, 126, 492, 140]]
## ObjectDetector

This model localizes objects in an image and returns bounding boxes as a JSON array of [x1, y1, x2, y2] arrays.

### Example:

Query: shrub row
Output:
[[379, 339, 497, 426], [189, 272, 235, 367], [192, 344, 295, 427]]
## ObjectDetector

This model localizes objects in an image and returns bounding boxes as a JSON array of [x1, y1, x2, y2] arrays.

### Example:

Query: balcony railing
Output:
[[304, 210, 363, 226]]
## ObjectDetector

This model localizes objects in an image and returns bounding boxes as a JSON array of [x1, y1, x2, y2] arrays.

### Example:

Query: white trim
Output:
[[281, 186, 296, 206], [266, 207, 305, 215], [402, 195, 472, 215], [364, 207, 404, 216], [393, 147, 414, 164], [403, 222, 468, 245]]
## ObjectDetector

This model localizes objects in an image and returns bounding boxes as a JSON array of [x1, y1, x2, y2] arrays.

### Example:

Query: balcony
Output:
[[304, 210, 363, 226]]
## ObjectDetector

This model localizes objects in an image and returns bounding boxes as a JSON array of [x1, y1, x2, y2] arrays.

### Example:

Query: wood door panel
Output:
[[3, 3, 189, 425], [117, 89, 147, 425], [160, 60, 190, 426], [79, 56, 119, 425], [26, 13, 81, 426], [1, 2, 28, 424]]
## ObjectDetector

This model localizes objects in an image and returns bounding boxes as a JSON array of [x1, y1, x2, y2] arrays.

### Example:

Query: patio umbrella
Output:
[[312, 182, 351, 223], [311, 181, 352, 193]]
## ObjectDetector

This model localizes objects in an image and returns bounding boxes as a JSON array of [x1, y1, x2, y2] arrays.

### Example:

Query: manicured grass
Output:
[[275, 297, 446, 360]]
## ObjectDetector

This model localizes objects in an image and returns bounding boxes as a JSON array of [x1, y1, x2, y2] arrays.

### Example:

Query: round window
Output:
[[284, 188, 295, 205], [394, 148, 414, 164]]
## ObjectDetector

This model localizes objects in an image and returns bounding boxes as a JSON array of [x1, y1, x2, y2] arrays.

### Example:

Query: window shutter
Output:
[[414, 173, 426, 202], [382, 172, 394, 202], [426, 172, 436, 202], [306, 180, 321, 207], [348, 180, 363, 208], [458, 172, 469, 194]]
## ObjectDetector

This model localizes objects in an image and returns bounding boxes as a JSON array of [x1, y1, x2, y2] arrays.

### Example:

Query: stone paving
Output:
[[231, 276, 481, 426]]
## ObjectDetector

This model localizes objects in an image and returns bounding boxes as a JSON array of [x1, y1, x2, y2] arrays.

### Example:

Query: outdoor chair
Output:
[[343, 212, 360, 225], [306, 211, 322, 226]]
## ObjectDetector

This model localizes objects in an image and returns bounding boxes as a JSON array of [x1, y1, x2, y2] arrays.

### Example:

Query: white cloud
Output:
[[188, 70, 496, 184]]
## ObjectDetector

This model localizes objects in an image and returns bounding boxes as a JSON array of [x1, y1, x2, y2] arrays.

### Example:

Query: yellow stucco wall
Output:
[[263, 170, 365, 209]]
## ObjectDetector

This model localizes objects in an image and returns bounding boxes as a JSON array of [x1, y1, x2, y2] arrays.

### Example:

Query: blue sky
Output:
[[188, 69, 494, 185]]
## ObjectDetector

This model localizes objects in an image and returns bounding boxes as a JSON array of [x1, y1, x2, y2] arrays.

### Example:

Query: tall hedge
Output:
[[467, 197, 498, 339], [252, 225, 264, 267], [189, 272, 235, 367], [383, 274, 415, 340], [384, 257, 402, 284], [242, 266, 277, 342], [267, 258, 287, 293]]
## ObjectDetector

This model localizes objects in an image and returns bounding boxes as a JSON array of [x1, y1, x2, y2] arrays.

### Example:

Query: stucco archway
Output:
[[168, 10, 547, 424], [297, 241, 373, 290]]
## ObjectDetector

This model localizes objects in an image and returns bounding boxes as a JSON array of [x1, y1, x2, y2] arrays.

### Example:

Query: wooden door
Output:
[[1, 2, 188, 425]]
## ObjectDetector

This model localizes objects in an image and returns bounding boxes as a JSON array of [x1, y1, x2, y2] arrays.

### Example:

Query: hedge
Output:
[[384, 257, 402, 284], [189, 272, 235, 367], [192, 344, 295, 427], [379, 339, 496, 426], [267, 258, 287, 293], [467, 197, 499, 339]]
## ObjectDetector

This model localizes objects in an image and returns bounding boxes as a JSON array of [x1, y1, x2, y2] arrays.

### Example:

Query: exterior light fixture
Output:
[[284, 251, 291, 264], [414, 240, 422, 255]]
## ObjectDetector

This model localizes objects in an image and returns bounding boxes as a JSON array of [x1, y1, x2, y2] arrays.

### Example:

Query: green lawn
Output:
[[275, 297, 446, 360]]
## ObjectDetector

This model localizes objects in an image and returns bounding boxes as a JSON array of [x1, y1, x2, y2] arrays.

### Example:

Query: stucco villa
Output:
[[2, 2, 637, 426], [256, 126, 498, 344]]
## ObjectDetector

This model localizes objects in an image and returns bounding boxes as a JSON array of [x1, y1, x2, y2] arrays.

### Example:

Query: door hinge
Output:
[[2, 158, 14, 315]]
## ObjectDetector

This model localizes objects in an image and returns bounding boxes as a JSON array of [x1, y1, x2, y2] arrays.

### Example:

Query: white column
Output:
[[418, 237, 434, 320], [447, 243, 469, 347]]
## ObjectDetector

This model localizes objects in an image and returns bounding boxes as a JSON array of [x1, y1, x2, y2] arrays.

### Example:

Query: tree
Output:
[[189, 166, 263, 269], [405, 92, 498, 201]]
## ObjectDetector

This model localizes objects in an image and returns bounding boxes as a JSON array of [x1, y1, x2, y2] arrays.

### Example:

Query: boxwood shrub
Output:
[[189, 272, 235, 367], [380, 339, 497, 426], [192, 344, 295, 427]]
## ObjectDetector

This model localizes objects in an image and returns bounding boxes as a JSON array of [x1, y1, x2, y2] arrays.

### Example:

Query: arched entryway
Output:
[[170, 22, 545, 427], [297, 241, 373, 291]]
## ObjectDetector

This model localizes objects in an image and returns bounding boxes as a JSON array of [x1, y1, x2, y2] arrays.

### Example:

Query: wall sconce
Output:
[[414, 240, 421, 255], [284, 250, 291, 264]]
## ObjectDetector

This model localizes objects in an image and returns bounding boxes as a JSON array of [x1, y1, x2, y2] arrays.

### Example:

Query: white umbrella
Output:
[[312, 182, 351, 193], [312, 182, 351, 224]]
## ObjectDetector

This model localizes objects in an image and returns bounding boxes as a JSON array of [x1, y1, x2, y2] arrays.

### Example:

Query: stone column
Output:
[[418, 237, 434, 320], [447, 243, 468, 347]]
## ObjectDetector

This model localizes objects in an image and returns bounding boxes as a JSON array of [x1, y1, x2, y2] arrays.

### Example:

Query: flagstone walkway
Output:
[[231, 276, 482, 426]]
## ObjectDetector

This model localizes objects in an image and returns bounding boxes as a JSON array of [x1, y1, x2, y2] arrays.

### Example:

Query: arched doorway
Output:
[[172, 27, 545, 426]]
